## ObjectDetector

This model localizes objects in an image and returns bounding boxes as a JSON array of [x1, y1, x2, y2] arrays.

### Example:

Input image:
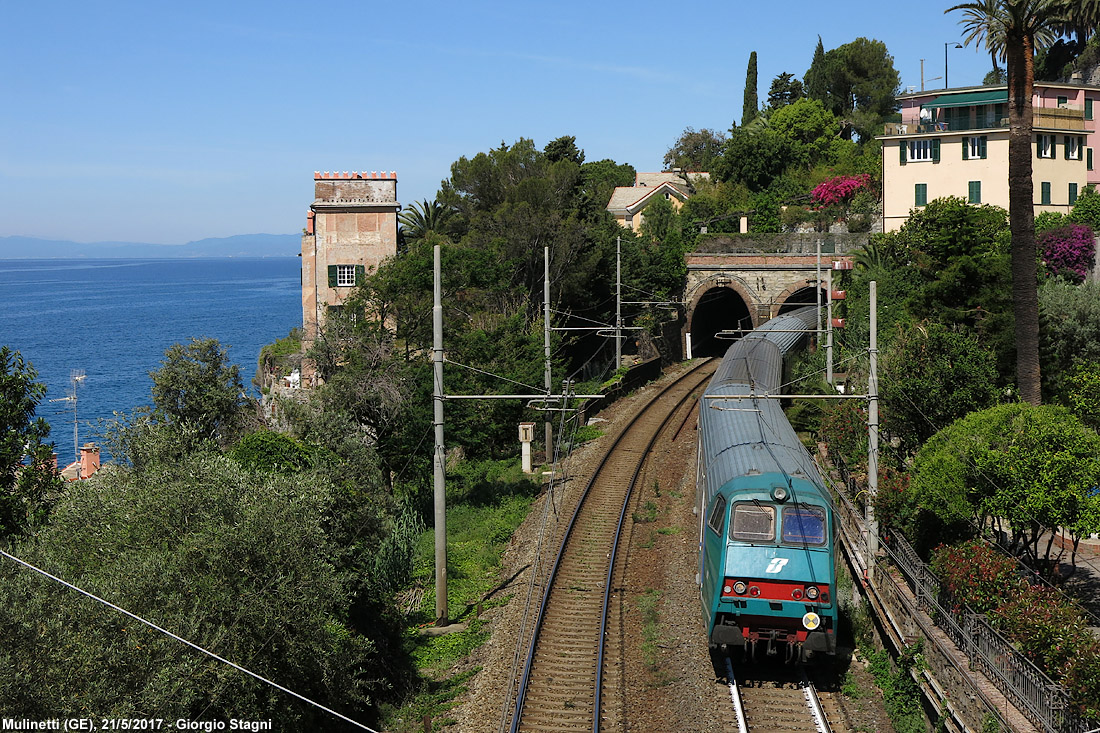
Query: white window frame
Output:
[[908, 139, 934, 162], [966, 137, 983, 159], [1065, 136, 1081, 161], [336, 264, 357, 287], [1038, 134, 1054, 159]]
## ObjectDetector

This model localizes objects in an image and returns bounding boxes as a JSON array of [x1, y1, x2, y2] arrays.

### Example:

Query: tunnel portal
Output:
[[688, 287, 753, 357]]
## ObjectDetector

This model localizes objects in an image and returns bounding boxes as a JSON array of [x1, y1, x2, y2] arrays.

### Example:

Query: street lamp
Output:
[[945, 42, 963, 89]]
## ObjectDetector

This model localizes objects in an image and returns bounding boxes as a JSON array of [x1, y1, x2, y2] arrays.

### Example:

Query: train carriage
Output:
[[696, 307, 838, 662]]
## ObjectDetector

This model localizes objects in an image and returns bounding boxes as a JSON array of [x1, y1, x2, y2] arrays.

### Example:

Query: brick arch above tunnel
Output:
[[683, 277, 757, 357], [684, 275, 758, 331], [770, 280, 828, 319]]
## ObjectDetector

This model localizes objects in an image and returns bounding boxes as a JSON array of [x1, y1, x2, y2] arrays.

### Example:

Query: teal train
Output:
[[696, 306, 837, 662]]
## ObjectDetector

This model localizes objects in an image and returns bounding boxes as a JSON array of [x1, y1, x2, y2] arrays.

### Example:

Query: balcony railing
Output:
[[883, 119, 1008, 135], [1035, 107, 1087, 131]]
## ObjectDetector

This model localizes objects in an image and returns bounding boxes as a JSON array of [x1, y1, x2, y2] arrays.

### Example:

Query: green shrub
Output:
[[930, 540, 1019, 614], [867, 644, 927, 733], [446, 458, 539, 506], [819, 399, 867, 470], [572, 424, 604, 443], [1035, 211, 1067, 234], [229, 429, 313, 473], [992, 586, 1093, 675], [1069, 186, 1100, 231]]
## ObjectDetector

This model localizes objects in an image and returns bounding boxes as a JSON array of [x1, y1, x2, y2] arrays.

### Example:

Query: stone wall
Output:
[[693, 231, 869, 254]]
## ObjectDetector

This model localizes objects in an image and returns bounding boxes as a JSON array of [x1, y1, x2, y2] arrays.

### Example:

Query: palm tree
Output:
[[948, 0, 1070, 404], [955, 0, 1007, 78], [398, 199, 454, 245]]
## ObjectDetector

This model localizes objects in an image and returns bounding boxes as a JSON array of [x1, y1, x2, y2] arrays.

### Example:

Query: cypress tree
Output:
[[742, 51, 759, 126], [805, 36, 828, 103]]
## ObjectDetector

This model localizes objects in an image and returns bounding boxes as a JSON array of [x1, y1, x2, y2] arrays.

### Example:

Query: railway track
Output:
[[507, 359, 716, 733], [726, 657, 850, 733]]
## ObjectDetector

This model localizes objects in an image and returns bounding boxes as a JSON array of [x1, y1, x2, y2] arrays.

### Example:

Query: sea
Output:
[[0, 258, 302, 462]]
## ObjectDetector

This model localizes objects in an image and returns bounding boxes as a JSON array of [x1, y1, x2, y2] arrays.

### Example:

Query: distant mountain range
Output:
[[0, 233, 300, 259]]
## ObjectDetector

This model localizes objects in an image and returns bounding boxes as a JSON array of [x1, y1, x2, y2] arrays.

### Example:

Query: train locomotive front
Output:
[[696, 307, 837, 662]]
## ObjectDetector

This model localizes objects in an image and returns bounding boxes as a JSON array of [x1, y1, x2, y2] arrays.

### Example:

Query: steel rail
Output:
[[727, 656, 750, 733], [593, 365, 713, 731], [508, 359, 716, 733], [800, 667, 831, 733]]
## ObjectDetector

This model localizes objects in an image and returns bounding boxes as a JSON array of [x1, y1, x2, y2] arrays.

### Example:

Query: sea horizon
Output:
[[0, 257, 302, 462]]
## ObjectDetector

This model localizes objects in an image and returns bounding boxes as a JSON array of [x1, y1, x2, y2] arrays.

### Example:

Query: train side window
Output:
[[706, 495, 727, 535], [781, 506, 826, 545], [730, 503, 775, 542]]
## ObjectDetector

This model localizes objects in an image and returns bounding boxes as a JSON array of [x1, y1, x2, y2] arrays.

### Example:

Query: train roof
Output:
[[699, 306, 829, 504], [708, 307, 818, 395]]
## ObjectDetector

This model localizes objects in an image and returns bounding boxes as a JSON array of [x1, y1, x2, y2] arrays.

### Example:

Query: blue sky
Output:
[[1, 1, 997, 244]]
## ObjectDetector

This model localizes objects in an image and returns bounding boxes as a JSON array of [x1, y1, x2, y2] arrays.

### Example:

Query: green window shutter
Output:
[[1058, 96, 1068, 107], [327, 265, 338, 288], [900, 140, 907, 166], [980, 136, 987, 159], [1036, 136, 1041, 158], [1065, 136, 1070, 160], [968, 181, 981, 204], [1070, 183, 1079, 205], [1089, 148, 1094, 171], [915, 183, 927, 207], [1041, 181, 1051, 205], [354, 264, 365, 285], [932, 138, 941, 163], [962, 138, 969, 160], [1087, 97, 1094, 121], [1051, 137, 1057, 158]]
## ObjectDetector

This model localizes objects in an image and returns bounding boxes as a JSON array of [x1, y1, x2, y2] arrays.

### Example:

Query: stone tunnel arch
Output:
[[773, 284, 828, 317], [686, 285, 754, 357]]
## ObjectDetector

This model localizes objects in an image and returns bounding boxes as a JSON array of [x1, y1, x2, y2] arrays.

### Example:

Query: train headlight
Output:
[[802, 612, 821, 631], [733, 581, 748, 595], [805, 586, 820, 600], [772, 486, 789, 503]]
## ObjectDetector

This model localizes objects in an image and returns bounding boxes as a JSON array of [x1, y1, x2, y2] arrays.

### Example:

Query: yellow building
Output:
[[879, 84, 1097, 231], [606, 171, 709, 230]]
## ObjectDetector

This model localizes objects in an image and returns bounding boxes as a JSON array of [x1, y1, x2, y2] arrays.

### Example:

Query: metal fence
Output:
[[826, 454, 1098, 733], [885, 532, 1077, 733]]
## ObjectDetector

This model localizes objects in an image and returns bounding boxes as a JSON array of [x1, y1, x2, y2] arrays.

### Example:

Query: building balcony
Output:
[[883, 120, 1006, 136], [884, 107, 1088, 137], [1034, 107, 1087, 131]]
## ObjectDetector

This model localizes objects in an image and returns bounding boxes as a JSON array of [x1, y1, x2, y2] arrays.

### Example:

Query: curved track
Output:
[[509, 360, 716, 733]]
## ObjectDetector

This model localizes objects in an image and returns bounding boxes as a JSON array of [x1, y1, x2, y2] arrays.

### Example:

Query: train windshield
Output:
[[730, 503, 775, 542], [781, 506, 826, 545]]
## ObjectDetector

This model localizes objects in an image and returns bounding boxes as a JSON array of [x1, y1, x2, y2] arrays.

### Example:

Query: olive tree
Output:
[[0, 453, 410, 727], [149, 337, 248, 445]]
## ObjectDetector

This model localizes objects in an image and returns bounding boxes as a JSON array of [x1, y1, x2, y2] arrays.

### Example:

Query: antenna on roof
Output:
[[49, 369, 85, 466]]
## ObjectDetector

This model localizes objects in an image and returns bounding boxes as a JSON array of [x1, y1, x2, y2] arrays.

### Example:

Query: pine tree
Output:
[[742, 51, 759, 126]]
